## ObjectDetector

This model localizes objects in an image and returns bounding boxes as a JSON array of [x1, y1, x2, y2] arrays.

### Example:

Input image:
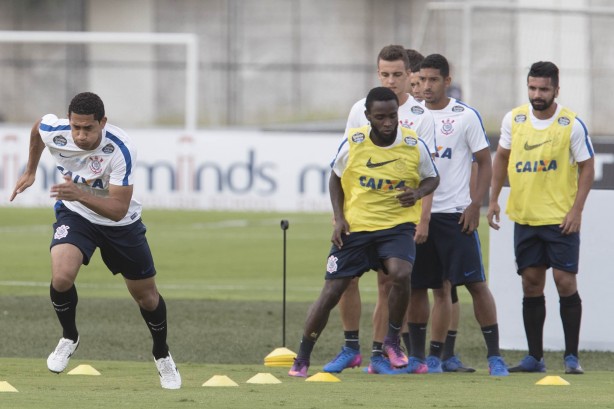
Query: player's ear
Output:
[[100, 116, 108, 127]]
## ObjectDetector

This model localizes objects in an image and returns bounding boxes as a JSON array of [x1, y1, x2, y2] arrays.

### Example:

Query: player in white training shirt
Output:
[[10, 92, 182, 389], [407, 54, 509, 376]]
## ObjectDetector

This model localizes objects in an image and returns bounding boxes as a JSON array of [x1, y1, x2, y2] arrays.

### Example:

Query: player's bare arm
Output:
[[460, 147, 492, 234], [396, 175, 439, 208], [560, 157, 595, 235], [50, 177, 133, 222], [329, 172, 349, 249], [10, 120, 45, 202], [414, 193, 433, 244], [487, 146, 511, 230]]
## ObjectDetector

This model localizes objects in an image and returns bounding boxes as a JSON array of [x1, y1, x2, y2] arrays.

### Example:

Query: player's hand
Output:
[[50, 175, 83, 201], [331, 218, 350, 249], [487, 202, 501, 230], [560, 208, 582, 235], [459, 202, 480, 234], [396, 186, 421, 207], [10, 172, 36, 202], [414, 221, 429, 244]]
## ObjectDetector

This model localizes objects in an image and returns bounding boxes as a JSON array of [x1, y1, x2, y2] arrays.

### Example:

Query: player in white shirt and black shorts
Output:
[[407, 54, 509, 376], [10, 92, 182, 389]]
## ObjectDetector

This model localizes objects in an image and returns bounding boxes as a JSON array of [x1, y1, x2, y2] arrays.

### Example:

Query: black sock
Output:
[[481, 324, 501, 358], [442, 330, 457, 361], [371, 341, 384, 357], [560, 292, 582, 357], [401, 332, 411, 356], [523, 295, 545, 360], [297, 335, 316, 361], [344, 330, 360, 351], [408, 323, 427, 360], [140, 295, 169, 360], [386, 322, 402, 340], [50, 284, 79, 342], [429, 341, 444, 359]]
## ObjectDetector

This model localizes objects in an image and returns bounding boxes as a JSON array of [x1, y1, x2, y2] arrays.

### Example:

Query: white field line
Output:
[[0, 280, 347, 293]]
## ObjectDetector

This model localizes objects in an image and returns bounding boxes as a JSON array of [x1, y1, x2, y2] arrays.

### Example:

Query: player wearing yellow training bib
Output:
[[489, 61, 595, 375], [289, 87, 439, 378]]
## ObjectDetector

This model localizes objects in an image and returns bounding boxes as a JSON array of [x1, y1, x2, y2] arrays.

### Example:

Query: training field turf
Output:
[[1, 208, 613, 408]]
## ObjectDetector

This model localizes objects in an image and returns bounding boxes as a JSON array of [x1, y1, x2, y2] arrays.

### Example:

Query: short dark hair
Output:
[[68, 92, 105, 122], [405, 49, 425, 73], [365, 87, 399, 111], [528, 61, 559, 88], [378, 45, 410, 70], [420, 53, 450, 78]]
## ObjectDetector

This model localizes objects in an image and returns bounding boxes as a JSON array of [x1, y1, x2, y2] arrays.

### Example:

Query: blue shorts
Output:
[[324, 223, 416, 280], [514, 223, 580, 274], [411, 213, 485, 288], [50, 203, 156, 280]]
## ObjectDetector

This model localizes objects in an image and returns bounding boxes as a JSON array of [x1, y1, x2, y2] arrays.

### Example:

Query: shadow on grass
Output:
[[1, 296, 612, 372]]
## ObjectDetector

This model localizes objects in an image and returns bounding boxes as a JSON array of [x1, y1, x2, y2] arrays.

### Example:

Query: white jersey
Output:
[[344, 93, 436, 154], [499, 104, 594, 163], [431, 98, 490, 213], [39, 114, 142, 226]]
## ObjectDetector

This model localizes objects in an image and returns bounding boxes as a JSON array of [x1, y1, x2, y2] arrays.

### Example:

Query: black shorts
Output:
[[324, 223, 416, 280], [412, 213, 485, 289], [514, 223, 580, 274], [50, 203, 156, 280]]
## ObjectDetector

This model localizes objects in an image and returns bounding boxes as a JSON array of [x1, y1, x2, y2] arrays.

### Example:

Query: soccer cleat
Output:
[[154, 353, 182, 389], [488, 355, 510, 376], [508, 355, 546, 373], [47, 336, 80, 373], [564, 355, 584, 375], [442, 355, 476, 373], [426, 355, 443, 373], [288, 358, 310, 378], [383, 336, 408, 367], [406, 357, 428, 374], [365, 356, 407, 375], [323, 346, 362, 373]]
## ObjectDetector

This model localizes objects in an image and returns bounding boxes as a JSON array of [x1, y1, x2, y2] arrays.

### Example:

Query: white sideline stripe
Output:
[[0, 280, 346, 292], [0, 225, 49, 233]]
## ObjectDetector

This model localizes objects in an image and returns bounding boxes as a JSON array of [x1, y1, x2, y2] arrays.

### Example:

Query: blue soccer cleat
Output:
[[488, 355, 510, 376], [323, 346, 362, 373], [564, 355, 584, 375], [508, 355, 546, 373]]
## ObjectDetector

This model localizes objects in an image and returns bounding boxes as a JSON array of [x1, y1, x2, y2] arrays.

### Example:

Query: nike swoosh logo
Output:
[[463, 270, 476, 277], [524, 140, 551, 150], [59, 153, 73, 158], [366, 158, 399, 168]]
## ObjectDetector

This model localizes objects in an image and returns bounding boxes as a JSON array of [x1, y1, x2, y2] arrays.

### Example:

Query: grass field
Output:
[[1, 208, 613, 408]]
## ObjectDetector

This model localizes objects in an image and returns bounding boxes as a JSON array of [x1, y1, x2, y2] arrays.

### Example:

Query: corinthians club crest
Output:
[[441, 118, 455, 136], [88, 156, 104, 174]]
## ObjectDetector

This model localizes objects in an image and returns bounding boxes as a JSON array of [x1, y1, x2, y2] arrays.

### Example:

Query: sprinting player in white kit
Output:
[[10, 92, 182, 389], [323, 44, 436, 374]]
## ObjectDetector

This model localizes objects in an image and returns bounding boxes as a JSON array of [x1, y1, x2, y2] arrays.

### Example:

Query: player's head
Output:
[[406, 49, 424, 73], [68, 92, 107, 150], [419, 53, 451, 106], [365, 87, 399, 144], [69, 92, 106, 122], [377, 45, 410, 99], [405, 49, 425, 99], [527, 61, 559, 112]]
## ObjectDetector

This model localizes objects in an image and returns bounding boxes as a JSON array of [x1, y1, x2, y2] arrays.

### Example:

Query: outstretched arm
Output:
[[10, 120, 45, 201]]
